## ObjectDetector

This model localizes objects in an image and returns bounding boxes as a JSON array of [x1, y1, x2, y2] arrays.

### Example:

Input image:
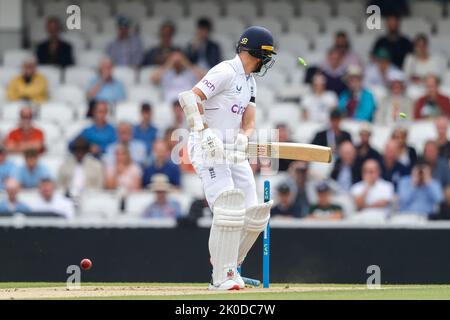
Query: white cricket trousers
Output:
[[188, 132, 257, 209]]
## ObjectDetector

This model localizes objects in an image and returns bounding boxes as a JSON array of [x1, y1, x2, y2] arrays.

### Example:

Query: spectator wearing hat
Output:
[[142, 174, 182, 218], [404, 34, 442, 84], [106, 16, 144, 67], [86, 57, 126, 106], [17, 149, 51, 189], [7, 56, 48, 104], [331, 141, 361, 192], [364, 48, 400, 89], [28, 178, 75, 219], [271, 182, 300, 218], [422, 140, 450, 188], [142, 139, 181, 187], [338, 65, 377, 122], [306, 182, 343, 220], [133, 103, 159, 157], [311, 109, 352, 154], [72, 101, 117, 158], [185, 17, 222, 70], [0, 178, 30, 214], [380, 139, 409, 189], [301, 73, 338, 123], [355, 122, 382, 164], [391, 126, 417, 173], [372, 14, 413, 69], [104, 144, 142, 193], [4, 106, 45, 154], [350, 159, 394, 217], [58, 137, 104, 198], [435, 116, 450, 160], [151, 50, 204, 104], [414, 75, 450, 119], [104, 122, 147, 167], [398, 159, 443, 217], [36, 16, 74, 68], [0, 145, 18, 191], [375, 70, 413, 125], [142, 21, 179, 66]]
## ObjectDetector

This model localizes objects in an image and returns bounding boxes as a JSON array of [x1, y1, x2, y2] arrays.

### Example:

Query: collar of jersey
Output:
[[232, 54, 246, 76]]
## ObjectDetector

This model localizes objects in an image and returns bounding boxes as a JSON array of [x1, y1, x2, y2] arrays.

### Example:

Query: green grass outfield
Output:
[[1, 283, 450, 300]]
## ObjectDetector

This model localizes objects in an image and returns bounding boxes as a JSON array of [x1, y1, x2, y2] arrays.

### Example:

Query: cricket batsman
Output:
[[178, 26, 276, 290]]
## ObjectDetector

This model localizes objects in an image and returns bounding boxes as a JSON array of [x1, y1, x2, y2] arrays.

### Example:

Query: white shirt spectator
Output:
[[350, 179, 394, 216], [30, 193, 75, 219], [403, 54, 442, 81], [162, 69, 198, 104], [301, 91, 338, 122]]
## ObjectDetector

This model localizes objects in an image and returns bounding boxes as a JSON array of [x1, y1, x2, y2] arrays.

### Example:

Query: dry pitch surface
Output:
[[1, 283, 450, 300]]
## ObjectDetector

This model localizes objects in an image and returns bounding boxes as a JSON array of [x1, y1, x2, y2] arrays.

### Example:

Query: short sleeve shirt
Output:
[[195, 55, 257, 143]]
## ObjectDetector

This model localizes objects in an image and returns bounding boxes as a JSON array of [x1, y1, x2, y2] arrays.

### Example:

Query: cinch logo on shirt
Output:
[[201, 79, 215, 91], [231, 104, 246, 115]]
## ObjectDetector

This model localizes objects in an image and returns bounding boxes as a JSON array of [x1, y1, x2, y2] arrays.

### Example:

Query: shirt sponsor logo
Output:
[[236, 85, 242, 92], [201, 79, 215, 91], [231, 104, 246, 115]]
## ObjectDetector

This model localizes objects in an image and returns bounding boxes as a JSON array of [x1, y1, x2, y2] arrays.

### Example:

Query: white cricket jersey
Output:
[[194, 55, 257, 143]]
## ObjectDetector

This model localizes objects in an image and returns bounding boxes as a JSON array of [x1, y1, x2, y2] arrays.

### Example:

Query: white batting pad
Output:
[[238, 200, 273, 265], [209, 189, 246, 286]]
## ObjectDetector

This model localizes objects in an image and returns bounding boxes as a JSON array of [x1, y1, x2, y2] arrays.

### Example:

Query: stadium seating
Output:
[[64, 66, 96, 89], [39, 102, 74, 125], [116, 1, 148, 20], [299, 1, 332, 21], [1, 0, 450, 222], [225, 1, 258, 21], [336, 1, 366, 22], [51, 84, 85, 106], [115, 101, 141, 123], [0, 66, 19, 87], [152, 1, 185, 19], [76, 50, 104, 68], [188, 1, 221, 18], [80, 1, 111, 20], [3, 49, 32, 67], [262, 1, 295, 20], [125, 191, 154, 216], [79, 191, 121, 218], [410, 0, 443, 21]]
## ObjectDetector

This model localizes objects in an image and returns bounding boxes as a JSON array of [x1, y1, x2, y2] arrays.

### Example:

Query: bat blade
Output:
[[248, 142, 332, 163]]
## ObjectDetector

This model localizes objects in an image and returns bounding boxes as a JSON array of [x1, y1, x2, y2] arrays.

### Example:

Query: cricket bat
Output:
[[248, 142, 332, 163]]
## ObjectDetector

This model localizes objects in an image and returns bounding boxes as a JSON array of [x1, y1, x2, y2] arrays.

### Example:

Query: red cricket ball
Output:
[[80, 258, 92, 270]]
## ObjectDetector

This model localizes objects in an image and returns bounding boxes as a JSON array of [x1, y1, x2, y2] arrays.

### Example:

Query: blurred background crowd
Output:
[[0, 0, 450, 223]]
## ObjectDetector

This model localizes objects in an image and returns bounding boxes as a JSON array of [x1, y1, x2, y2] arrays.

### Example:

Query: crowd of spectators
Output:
[[272, 111, 450, 221], [1, 11, 450, 222]]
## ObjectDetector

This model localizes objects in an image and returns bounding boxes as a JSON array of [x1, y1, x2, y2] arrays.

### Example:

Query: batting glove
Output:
[[201, 128, 224, 162]]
